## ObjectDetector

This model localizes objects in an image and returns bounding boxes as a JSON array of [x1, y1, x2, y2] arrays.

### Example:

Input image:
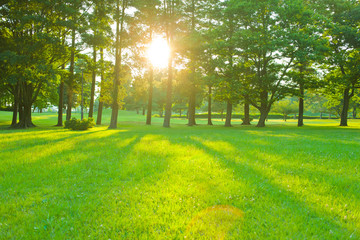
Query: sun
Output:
[[147, 36, 170, 69]]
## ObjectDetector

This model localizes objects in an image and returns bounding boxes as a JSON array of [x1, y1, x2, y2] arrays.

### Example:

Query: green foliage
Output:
[[64, 117, 95, 130], [272, 99, 299, 121], [0, 106, 13, 111]]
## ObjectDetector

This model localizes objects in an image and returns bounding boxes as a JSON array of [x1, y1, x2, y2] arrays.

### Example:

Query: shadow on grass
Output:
[[165, 135, 358, 238], [0, 131, 172, 239], [1, 123, 360, 238]]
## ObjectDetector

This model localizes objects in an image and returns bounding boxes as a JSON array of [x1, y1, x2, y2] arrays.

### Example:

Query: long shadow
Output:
[[1, 131, 169, 209], [2, 124, 359, 238], [0, 129, 109, 163], [79, 133, 244, 239], [182, 127, 360, 201], [169, 136, 357, 238], [0, 131, 163, 238], [247, 150, 360, 199]]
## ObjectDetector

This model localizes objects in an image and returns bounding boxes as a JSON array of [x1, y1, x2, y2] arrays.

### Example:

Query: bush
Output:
[[0, 106, 14, 111], [64, 117, 95, 130]]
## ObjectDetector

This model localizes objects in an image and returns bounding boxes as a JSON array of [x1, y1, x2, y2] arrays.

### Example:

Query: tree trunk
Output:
[[163, 56, 172, 127], [56, 65, 65, 126], [97, 102, 103, 125], [11, 83, 19, 127], [329, 113, 331, 119], [56, 29, 66, 126], [221, 110, 224, 121], [242, 100, 251, 125], [340, 87, 351, 126], [146, 65, 154, 125], [320, 112, 322, 119], [15, 83, 36, 128], [225, 101, 232, 127], [179, 109, 182, 117], [298, 81, 304, 127], [257, 108, 269, 127], [207, 85, 213, 125], [187, 0, 197, 127], [89, 45, 97, 118], [163, 0, 174, 128], [256, 91, 269, 127], [188, 85, 196, 126], [16, 102, 35, 128], [18, 103, 24, 124], [96, 48, 105, 125], [66, 27, 76, 121]]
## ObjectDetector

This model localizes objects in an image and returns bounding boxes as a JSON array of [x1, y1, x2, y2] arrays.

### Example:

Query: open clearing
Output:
[[0, 111, 359, 239]]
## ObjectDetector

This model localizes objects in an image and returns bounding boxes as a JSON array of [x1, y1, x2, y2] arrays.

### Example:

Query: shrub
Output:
[[64, 117, 95, 130], [0, 106, 14, 111]]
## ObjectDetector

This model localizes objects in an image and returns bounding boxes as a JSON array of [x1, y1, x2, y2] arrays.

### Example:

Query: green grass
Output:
[[0, 110, 359, 239]]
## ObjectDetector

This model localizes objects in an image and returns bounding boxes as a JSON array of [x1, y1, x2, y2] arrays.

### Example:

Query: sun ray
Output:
[[147, 36, 170, 69]]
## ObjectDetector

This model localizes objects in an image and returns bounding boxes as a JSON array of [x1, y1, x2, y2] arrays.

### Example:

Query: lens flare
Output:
[[147, 36, 170, 69], [186, 205, 243, 239]]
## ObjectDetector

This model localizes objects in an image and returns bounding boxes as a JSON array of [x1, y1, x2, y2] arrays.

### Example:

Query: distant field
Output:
[[1, 111, 359, 239]]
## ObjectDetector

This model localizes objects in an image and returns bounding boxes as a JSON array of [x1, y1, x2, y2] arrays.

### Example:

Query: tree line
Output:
[[1, 0, 359, 129]]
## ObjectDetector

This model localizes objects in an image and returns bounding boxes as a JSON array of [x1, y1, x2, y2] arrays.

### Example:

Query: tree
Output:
[[64, 0, 87, 122], [109, 0, 129, 129], [272, 99, 298, 121], [211, 0, 242, 127], [238, 0, 299, 127], [322, 0, 360, 126], [281, 0, 328, 127], [81, 0, 113, 119], [307, 90, 333, 118], [131, 0, 162, 125], [180, 0, 209, 126], [212, 100, 227, 121], [163, 0, 181, 128], [1, 0, 68, 128], [97, 59, 115, 125]]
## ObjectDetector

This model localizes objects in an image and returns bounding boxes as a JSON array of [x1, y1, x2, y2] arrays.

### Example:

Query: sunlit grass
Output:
[[0, 110, 359, 239]]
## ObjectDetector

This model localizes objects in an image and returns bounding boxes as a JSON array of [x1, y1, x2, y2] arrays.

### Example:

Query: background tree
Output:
[[211, 0, 242, 127], [109, 0, 129, 129], [322, 0, 360, 126], [272, 99, 298, 122], [163, 0, 182, 128], [65, 0, 87, 122], [238, 0, 299, 127], [283, 0, 328, 127], [1, 0, 68, 128]]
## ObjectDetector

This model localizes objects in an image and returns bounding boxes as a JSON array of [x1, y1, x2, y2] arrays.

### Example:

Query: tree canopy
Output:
[[1, 0, 360, 128]]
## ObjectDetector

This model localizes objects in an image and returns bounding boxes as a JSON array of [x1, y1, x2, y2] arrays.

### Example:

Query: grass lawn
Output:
[[0, 110, 359, 239]]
